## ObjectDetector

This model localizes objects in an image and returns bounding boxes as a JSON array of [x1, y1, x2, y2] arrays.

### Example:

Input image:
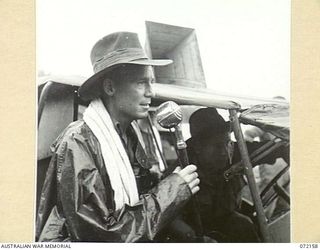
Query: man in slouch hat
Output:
[[36, 32, 200, 242]]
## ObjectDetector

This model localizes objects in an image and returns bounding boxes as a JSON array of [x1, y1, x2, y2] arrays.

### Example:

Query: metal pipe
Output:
[[253, 141, 287, 165], [249, 140, 275, 159], [263, 180, 290, 208], [73, 87, 79, 121], [169, 128, 204, 237], [273, 183, 290, 205], [229, 109, 272, 242], [260, 165, 289, 198]]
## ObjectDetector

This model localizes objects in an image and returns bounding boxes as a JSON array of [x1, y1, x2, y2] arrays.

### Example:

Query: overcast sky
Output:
[[37, 0, 290, 100]]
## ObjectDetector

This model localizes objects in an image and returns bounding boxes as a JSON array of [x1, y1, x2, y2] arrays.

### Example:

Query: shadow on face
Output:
[[193, 133, 231, 172], [101, 64, 155, 122]]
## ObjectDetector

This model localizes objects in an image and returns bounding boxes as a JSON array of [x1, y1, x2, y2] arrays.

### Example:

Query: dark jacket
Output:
[[185, 138, 288, 231], [36, 120, 191, 242]]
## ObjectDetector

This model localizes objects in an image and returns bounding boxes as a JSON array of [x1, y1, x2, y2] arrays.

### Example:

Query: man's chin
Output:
[[135, 111, 149, 120]]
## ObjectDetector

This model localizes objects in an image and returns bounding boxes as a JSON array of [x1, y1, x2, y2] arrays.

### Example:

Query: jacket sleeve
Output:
[[57, 132, 192, 242]]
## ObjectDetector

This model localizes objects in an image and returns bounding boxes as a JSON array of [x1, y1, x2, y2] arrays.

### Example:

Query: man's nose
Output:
[[145, 83, 155, 98]]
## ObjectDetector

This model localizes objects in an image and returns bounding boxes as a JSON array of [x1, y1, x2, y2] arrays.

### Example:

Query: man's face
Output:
[[194, 133, 232, 172], [112, 65, 155, 121]]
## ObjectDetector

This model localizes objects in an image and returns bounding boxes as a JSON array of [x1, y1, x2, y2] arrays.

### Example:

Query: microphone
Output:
[[156, 101, 182, 129], [155, 101, 188, 167], [155, 101, 204, 238]]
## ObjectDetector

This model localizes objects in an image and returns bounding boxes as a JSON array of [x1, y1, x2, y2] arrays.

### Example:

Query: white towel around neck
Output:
[[83, 98, 139, 210]]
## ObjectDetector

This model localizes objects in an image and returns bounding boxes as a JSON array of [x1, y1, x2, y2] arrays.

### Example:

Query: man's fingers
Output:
[[179, 164, 197, 176], [173, 166, 182, 173], [194, 172, 198, 178], [174, 165, 200, 193], [183, 172, 198, 183], [191, 185, 200, 195], [188, 177, 200, 190]]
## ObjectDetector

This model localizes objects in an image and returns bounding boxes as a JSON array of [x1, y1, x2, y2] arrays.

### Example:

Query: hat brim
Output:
[[79, 59, 172, 101]]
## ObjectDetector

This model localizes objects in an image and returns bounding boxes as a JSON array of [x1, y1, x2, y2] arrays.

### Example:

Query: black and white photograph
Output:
[[36, 0, 290, 243]]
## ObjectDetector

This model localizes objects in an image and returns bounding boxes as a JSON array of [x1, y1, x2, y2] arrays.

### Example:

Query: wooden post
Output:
[[229, 109, 272, 242]]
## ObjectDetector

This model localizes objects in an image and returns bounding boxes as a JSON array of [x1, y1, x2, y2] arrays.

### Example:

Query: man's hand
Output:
[[173, 165, 200, 194]]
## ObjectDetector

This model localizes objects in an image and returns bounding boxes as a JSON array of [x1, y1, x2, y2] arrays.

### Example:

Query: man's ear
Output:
[[102, 78, 115, 96]]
